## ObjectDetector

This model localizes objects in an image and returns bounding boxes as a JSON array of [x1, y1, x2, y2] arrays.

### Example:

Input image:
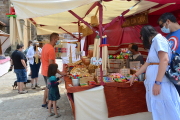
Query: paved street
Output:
[[0, 60, 74, 120]]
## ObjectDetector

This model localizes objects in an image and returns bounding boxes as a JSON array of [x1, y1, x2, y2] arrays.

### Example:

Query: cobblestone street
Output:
[[0, 60, 74, 120]]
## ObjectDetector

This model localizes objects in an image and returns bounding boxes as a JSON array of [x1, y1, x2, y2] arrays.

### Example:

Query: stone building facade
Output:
[[0, 0, 10, 33]]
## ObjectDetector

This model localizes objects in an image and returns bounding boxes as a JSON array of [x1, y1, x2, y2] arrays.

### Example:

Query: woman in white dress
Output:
[[128, 25, 180, 120]]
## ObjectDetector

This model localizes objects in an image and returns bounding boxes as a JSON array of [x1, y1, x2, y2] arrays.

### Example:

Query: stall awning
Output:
[[11, 0, 161, 35]]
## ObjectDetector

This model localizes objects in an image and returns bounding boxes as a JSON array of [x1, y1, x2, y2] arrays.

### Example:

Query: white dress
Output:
[[145, 34, 180, 120]]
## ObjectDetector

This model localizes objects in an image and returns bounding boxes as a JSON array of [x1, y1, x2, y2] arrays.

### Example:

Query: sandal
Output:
[[55, 113, 61, 118], [49, 113, 55, 117], [42, 102, 47, 107]]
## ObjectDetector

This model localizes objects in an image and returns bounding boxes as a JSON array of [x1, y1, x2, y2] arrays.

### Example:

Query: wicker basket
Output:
[[88, 64, 99, 74], [91, 16, 99, 27], [79, 25, 84, 33], [104, 82, 147, 117], [82, 26, 93, 37]]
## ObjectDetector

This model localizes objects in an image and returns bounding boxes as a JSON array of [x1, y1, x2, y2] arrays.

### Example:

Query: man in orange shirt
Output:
[[41, 33, 66, 108]]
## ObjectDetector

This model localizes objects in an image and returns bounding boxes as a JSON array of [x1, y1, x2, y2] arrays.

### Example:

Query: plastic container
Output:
[[72, 79, 79, 86]]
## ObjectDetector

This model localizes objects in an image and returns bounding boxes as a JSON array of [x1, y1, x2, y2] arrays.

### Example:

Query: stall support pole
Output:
[[68, 10, 98, 34], [98, 3, 105, 86], [78, 21, 81, 42], [59, 27, 79, 40], [78, 21, 82, 57]]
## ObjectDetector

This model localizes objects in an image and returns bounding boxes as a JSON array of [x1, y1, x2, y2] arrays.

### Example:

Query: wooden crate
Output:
[[107, 68, 120, 73], [95, 68, 107, 76], [108, 63, 121, 69]]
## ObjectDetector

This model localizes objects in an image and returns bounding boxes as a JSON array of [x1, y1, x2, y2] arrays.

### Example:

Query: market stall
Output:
[[9, 0, 180, 120]]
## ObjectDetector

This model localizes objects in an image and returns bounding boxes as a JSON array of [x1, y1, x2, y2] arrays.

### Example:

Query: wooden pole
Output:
[[77, 42, 80, 59], [69, 45, 72, 63], [95, 7, 99, 17], [59, 41, 61, 58]]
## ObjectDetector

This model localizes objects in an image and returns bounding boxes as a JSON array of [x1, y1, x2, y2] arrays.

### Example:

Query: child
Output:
[[47, 64, 61, 118]]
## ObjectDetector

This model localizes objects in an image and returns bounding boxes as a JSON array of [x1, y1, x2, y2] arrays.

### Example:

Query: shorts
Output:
[[14, 69, 27, 82], [43, 76, 49, 88]]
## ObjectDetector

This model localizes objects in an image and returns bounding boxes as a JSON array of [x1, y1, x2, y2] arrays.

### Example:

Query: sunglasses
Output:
[[159, 22, 165, 28]]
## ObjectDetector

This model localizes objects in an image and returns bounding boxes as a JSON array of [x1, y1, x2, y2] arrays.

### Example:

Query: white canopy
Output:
[[11, 0, 159, 35]]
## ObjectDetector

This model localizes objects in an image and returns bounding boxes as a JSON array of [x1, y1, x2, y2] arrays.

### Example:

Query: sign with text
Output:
[[122, 12, 148, 28]]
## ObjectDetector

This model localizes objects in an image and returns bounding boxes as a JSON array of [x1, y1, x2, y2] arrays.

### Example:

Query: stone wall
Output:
[[0, 0, 10, 33]]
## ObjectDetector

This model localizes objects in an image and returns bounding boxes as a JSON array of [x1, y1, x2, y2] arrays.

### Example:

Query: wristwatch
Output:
[[155, 81, 161, 85]]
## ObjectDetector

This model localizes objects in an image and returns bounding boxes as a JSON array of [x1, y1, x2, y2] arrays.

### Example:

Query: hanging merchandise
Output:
[[90, 7, 99, 27], [100, 35, 110, 71], [91, 34, 101, 66], [69, 45, 72, 63], [82, 26, 93, 37], [75, 42, 82, 59], [79, 25, 84, 33]]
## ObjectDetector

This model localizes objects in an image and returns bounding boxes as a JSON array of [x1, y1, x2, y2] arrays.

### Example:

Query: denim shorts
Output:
[[14, 69, 27, 82]]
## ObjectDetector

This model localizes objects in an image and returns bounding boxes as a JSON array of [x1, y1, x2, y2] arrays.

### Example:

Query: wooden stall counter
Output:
[[63, 64, 147, 119]]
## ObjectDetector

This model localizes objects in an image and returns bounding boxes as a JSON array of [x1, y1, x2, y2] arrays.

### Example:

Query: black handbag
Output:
[[165, 50, 180, 85]]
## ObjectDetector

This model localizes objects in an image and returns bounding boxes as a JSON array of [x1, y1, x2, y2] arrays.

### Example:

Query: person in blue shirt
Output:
[[158, 12, 180, 96]]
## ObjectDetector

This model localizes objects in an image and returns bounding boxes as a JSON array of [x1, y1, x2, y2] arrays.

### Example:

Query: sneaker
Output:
[[19, 90, 28, 94], [31, 85, 36, 89], [35, 84, 41, 88], [18, 90, 27, 93]]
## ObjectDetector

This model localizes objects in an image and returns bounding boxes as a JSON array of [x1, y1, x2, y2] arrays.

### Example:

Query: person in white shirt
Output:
[[26, 40, 42, 89]]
